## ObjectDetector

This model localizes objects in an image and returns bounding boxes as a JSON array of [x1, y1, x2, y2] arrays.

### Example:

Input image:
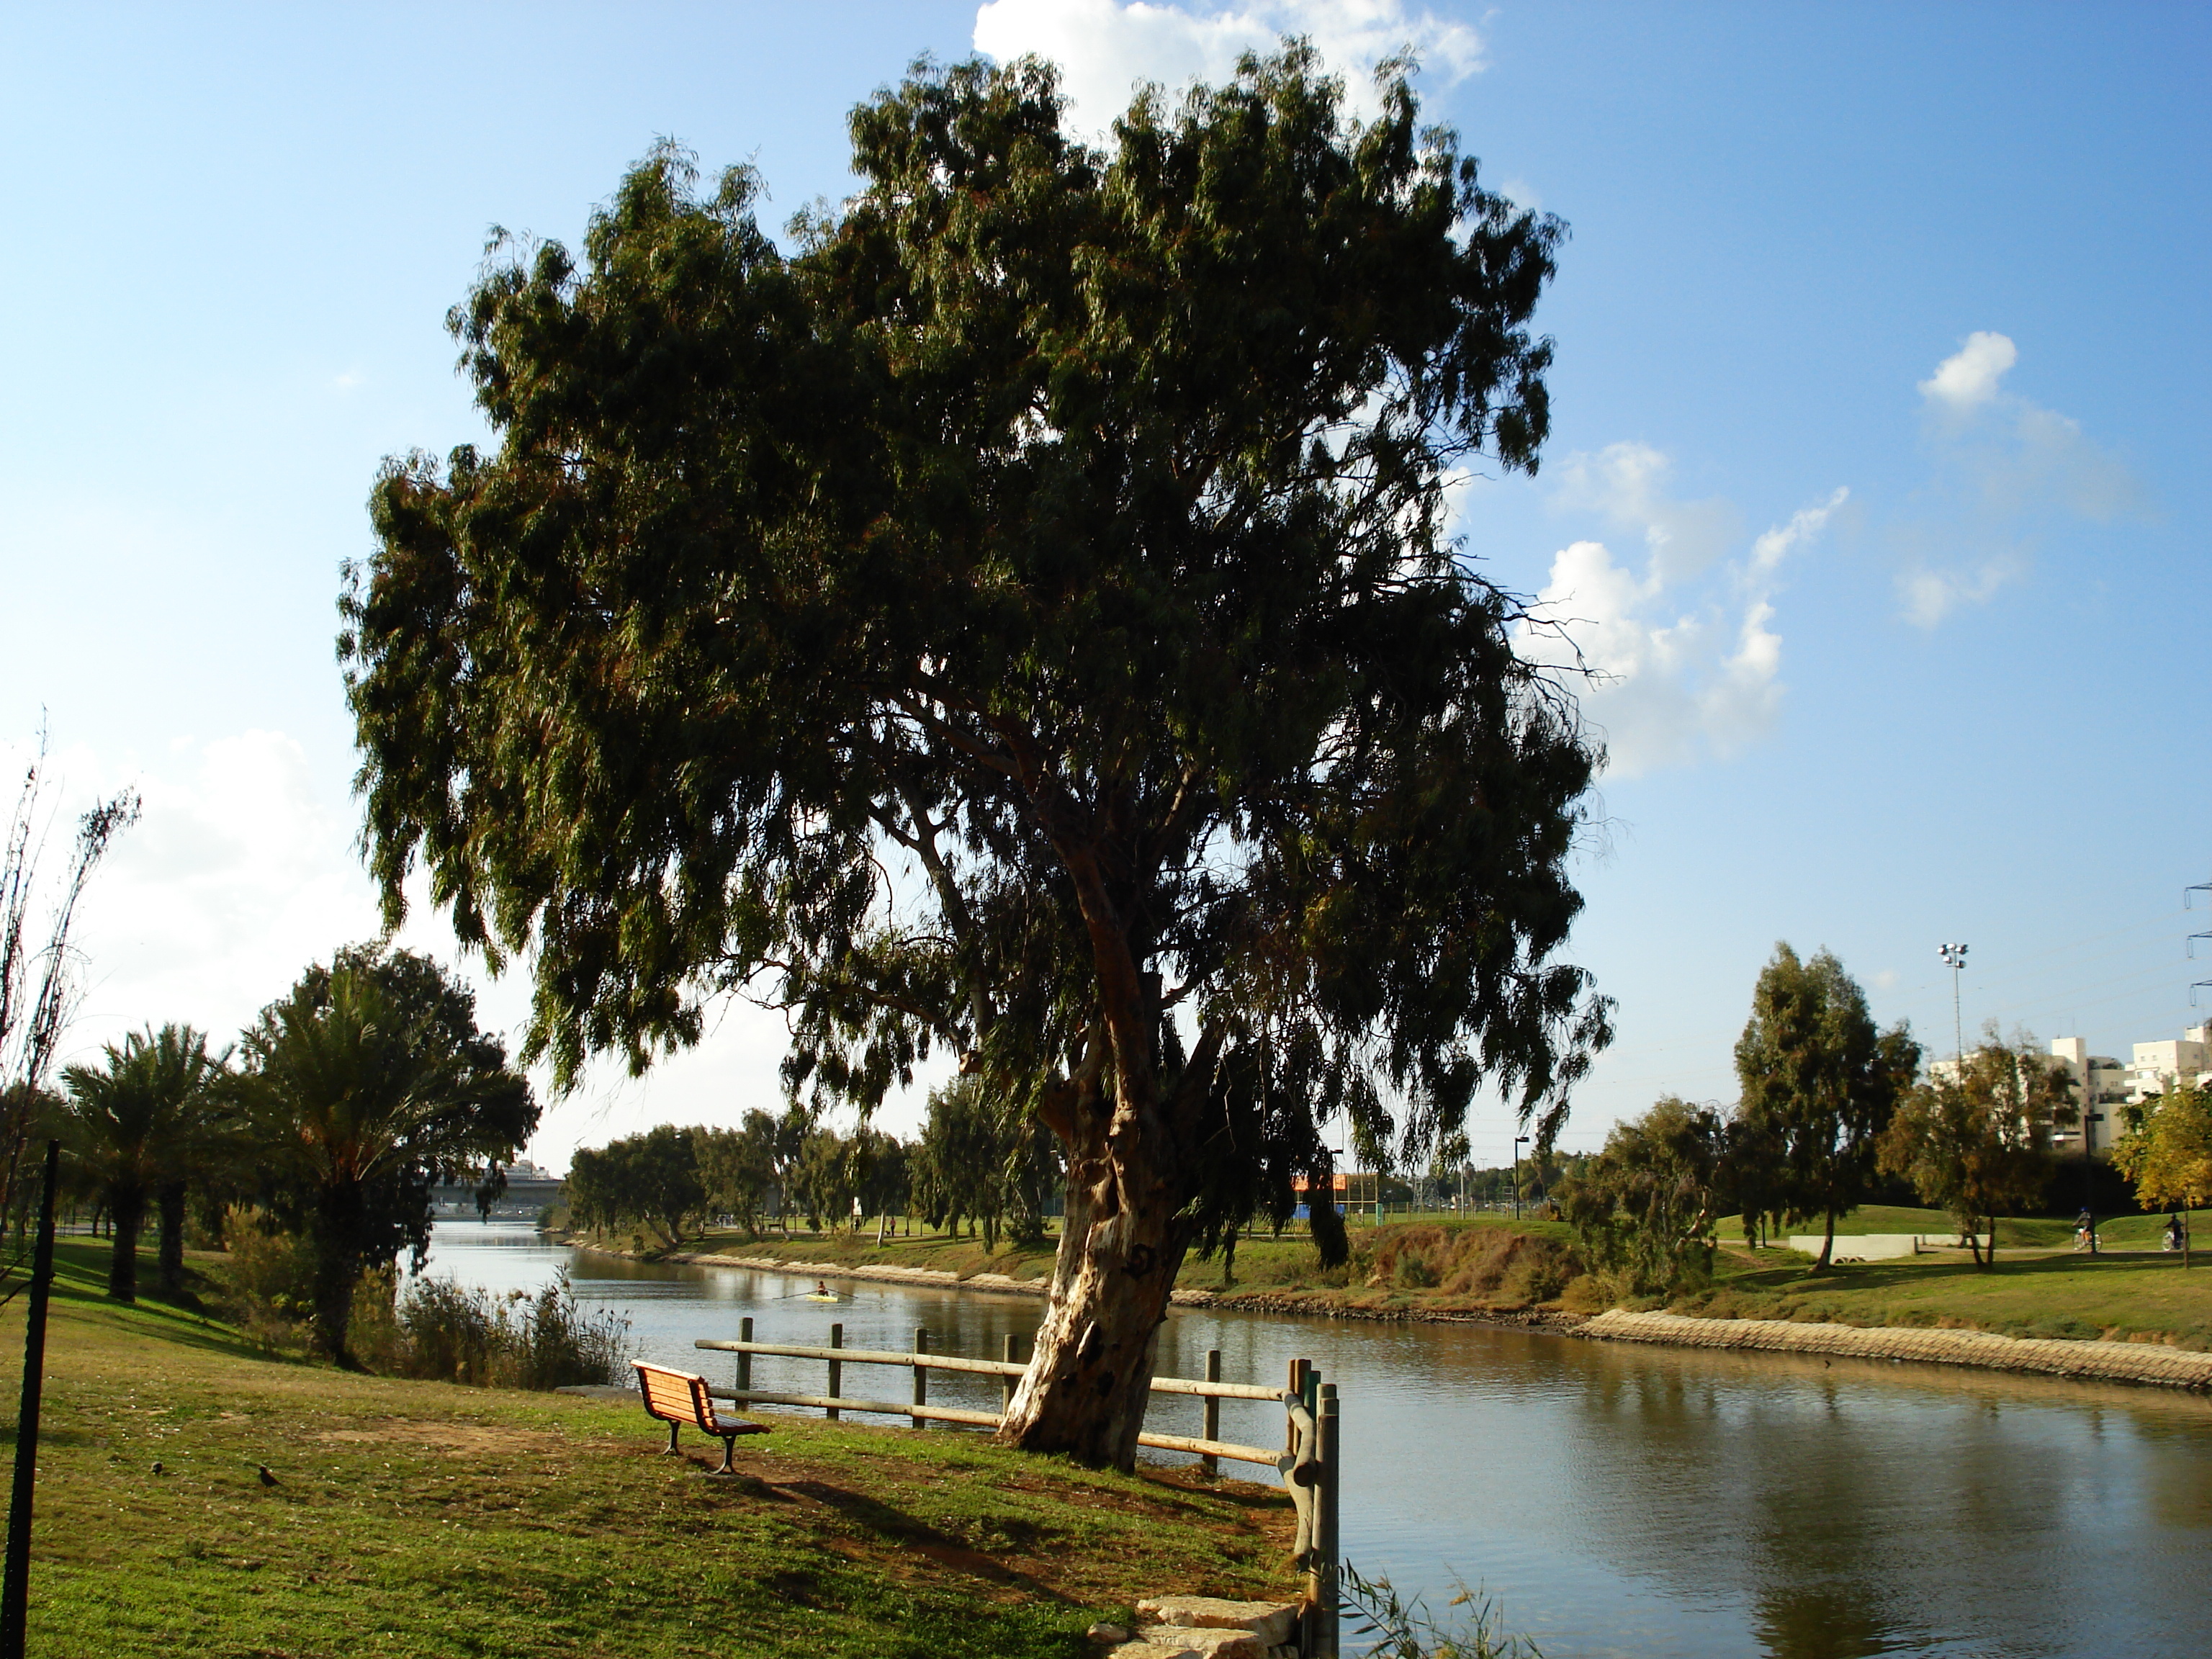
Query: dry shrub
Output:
[[390, 1270, 632, 1390], [1366, 1224, 1584, 1307]]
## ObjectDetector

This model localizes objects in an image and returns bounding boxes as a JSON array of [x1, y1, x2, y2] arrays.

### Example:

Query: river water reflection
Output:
[[423, 1221, 2212, 1658]]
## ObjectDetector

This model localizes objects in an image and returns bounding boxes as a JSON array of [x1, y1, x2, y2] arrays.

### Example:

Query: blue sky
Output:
[[2, 3, 2204, 1172]]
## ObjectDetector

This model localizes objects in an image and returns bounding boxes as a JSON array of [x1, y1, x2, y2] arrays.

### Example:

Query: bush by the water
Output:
[[215, 1209, 629, 1388], [387, 1270, 632, 1389]]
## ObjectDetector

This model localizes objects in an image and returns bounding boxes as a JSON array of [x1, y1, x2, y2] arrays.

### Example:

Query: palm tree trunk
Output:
[[107, 1186, 146, 1302], [156, 1181, 188, 1297]]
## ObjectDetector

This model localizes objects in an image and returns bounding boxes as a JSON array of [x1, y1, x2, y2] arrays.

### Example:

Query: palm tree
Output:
[[59, 1025, 229, 1301], [238, 948, 535, 1367]]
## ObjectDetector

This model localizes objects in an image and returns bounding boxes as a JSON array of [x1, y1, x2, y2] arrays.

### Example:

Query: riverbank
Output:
[[4, 1241, 1295, 1658], [573, 1214, 2212, 1389]]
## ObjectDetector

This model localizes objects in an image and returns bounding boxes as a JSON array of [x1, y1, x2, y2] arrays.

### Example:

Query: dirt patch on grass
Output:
[[313, 1419, 572, 1455]]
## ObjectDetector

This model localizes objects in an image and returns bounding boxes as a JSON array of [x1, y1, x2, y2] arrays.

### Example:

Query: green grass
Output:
[[1712, 1204, 2211, 1251], [1681, 1231, 2212, 1346], [3, 1242, 1295, 1658]]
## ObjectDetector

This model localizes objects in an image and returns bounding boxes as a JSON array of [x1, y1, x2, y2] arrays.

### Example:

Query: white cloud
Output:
[[1520, 470, 1847, 778], [972, 0, 1485, 132], [1898, 332, 2142, 628], [1917, 330, 2016, 413], [1897, 558, 2018, 629], [1551, 442, 1740, 587]]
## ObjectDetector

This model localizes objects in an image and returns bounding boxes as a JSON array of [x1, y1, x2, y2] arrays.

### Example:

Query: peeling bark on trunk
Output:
[[994, 1003, 1218, 1470], [997, 1131, 1191, 1470]]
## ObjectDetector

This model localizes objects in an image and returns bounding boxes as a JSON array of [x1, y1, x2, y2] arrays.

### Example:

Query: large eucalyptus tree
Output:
[[344, 45, 1609, 1465]]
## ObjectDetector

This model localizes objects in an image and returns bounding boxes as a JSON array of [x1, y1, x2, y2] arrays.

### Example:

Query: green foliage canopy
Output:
[[568, 1124, 705, 1247], [342, 45, 1609, 1461], [237, 945, 536, 1364], [2111, 1084, 2212, 1266], [1877, 1028, 2064, 1269], [59, 1022, 230, 1302], [1560, 1094, 1729, 1295], [1734, 943, 1919, 1271]]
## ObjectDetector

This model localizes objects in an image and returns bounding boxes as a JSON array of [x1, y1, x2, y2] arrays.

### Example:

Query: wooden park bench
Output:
[[632, 1361, 770, 1474]]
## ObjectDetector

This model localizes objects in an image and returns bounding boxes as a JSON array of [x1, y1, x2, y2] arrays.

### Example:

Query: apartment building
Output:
[[2046, 1036, 2131, 1154], [2126, 1025, 2211, 1102]]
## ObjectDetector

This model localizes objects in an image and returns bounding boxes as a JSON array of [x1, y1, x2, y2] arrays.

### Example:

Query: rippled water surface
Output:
[[424, 1222, 2212, 1658]]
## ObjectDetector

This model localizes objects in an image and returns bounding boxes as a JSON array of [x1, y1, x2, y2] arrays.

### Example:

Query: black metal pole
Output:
[[2, 1140, 60, 1659]]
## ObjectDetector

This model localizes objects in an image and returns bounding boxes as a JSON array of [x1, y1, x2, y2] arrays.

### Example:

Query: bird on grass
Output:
[[251, 1462, 276, 1487], [151, 1461, 163, 1476]]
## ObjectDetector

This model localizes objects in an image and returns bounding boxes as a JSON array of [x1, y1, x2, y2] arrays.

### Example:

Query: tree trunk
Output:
[[310, 1186, 367, 1370], [107, 1186, 145, 1303], [1814, 1210, 1836, 1272], [995, 1149, 1189, 1471], [156, 1181, 188, 1298]]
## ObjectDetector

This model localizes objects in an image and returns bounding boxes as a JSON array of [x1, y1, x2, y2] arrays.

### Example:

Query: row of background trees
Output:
[[1561, 941, 2211, 1293], [566, 1074, 1062, 1253]]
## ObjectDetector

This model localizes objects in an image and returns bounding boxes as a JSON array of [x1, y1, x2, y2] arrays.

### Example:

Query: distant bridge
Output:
[[431, 1177, 564, 1218]]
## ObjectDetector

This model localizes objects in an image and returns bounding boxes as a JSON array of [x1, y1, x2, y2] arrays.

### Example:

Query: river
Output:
[[422, 1220, 2212, 1658]]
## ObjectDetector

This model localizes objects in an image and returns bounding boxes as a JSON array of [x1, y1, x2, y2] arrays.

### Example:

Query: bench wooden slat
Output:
[[633, 1362, 768, 1471]]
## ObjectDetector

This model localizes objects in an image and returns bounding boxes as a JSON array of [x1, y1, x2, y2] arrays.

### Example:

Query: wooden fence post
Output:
[[827, 1323, 842, 1421], [999, 1334, 1017, 1419], [737, 1316, 752, 1395], [1202, 1350, 1221, 1475], [1316, 1382, 1340, 1659], [1285, 1357, 1308, 1455], [912, 1327, 927, 1428]]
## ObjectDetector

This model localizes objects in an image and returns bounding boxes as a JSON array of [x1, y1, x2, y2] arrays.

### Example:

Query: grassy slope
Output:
[[680, 1213, 1582, 1313], [1681, 1233, 2212, 1346], [1709, 1204, 2212, 1249], [4, 1243, 1293, 1659]]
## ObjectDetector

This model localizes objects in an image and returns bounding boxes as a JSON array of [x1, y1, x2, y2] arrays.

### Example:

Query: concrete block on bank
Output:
[[1134, 1596, 1300, 1647]]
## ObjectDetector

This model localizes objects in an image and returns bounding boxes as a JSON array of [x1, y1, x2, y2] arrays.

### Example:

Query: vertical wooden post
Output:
[[1285, 1357, 1309, 1455], [1201, 1350, 1221, 1475], [999, 1333, 1017, 1419], [737, 1316, 752, 1395], [827, 1323, 842, 1421], [1315, 1383, 1340, 1659], [1, 1142, 60, 1659], [912, 1326, 927, 1428]]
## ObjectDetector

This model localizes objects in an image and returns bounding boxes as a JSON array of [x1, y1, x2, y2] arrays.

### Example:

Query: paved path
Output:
[[1580, 1308, 2212, 1390]]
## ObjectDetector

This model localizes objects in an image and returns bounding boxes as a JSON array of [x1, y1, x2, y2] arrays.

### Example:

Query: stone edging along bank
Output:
[[565, 1242, 2211, 1392], [1577, 1308, 2212, 1392]]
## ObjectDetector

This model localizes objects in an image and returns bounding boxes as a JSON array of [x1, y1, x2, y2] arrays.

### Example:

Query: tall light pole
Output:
[[1938, 942, 1969, 1064], [1512, 1136, 1529, 1222]]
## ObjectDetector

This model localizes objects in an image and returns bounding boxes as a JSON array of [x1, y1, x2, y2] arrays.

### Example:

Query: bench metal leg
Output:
[[665, 1419, 681, 1455], [714, 1434, 737, 1475]]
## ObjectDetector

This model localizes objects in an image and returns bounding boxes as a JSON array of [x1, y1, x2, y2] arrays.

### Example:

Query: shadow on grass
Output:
[[776, 1478, 1067, 1597]]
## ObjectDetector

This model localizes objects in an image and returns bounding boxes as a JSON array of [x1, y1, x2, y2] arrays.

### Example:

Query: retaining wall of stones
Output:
[[1578, 1308, 2212, 1390]]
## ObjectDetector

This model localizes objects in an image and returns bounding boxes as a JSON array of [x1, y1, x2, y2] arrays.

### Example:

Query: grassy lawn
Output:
[[1678, 1234, 2212, 1346], [3, 1242, 1295, 1658]]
